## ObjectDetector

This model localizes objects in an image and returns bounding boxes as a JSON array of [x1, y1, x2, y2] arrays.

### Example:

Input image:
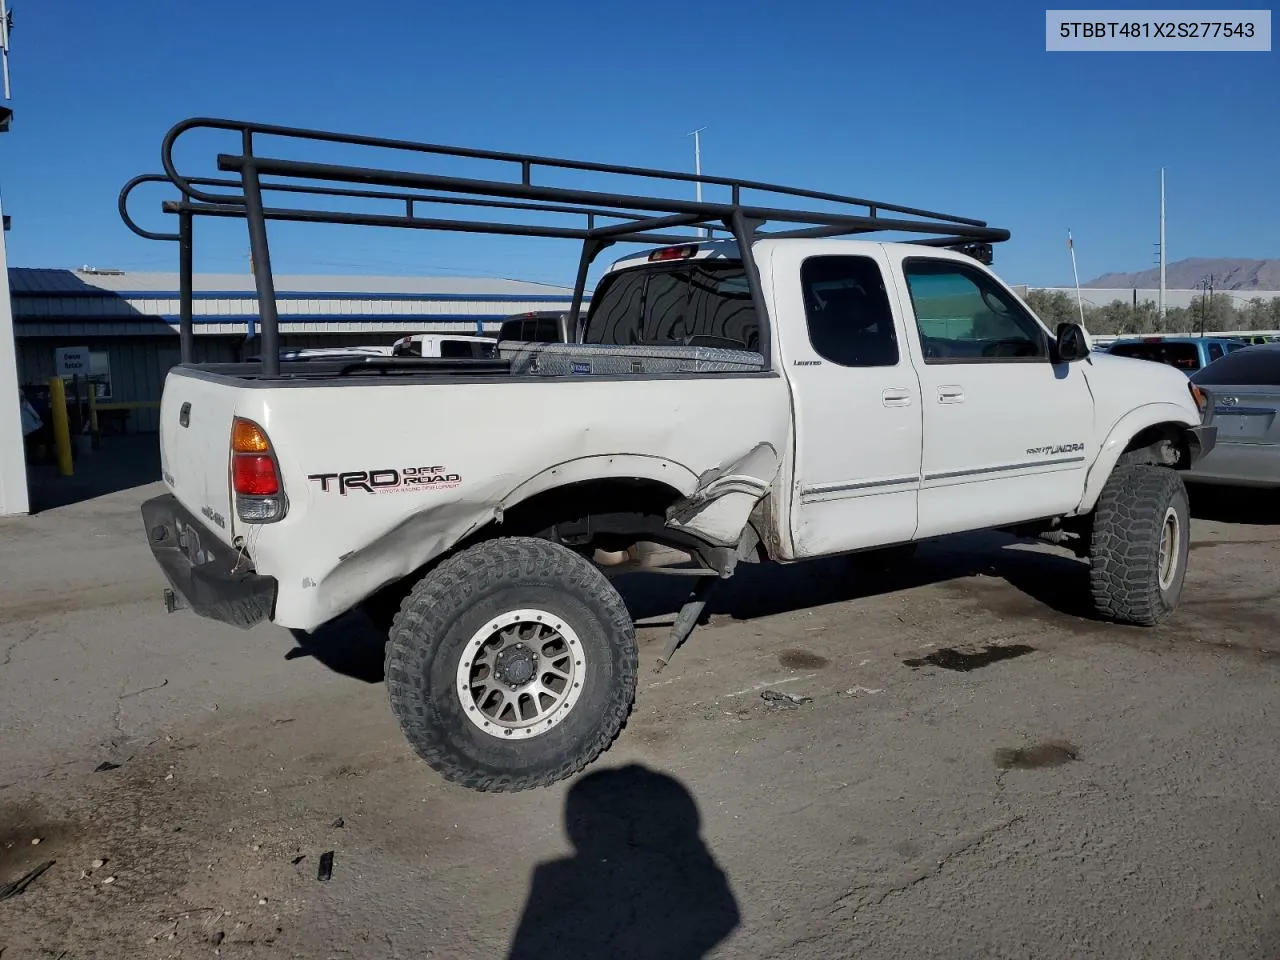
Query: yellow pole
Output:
[[48, 376, 73, 476]]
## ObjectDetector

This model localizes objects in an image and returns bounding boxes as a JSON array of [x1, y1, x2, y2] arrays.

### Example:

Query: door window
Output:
[[903, 259, 1048, 363], [800, 256, 899, 367]]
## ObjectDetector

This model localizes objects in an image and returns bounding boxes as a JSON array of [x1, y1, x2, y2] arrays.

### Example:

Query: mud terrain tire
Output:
[[1089, 464, 1190, 626], [386, 537, 637, 793]]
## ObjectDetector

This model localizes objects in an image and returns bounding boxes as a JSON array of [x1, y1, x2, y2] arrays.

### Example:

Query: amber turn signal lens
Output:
[[1188, 383, 1208, 414], [232, 418, 271, 453]]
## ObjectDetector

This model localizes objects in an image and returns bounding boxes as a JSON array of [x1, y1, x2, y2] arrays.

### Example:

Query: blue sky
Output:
[[1, 0, 1275, 287]]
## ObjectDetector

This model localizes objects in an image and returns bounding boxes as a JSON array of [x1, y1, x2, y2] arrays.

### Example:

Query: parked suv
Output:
[[1106, 336, 1246, 373]]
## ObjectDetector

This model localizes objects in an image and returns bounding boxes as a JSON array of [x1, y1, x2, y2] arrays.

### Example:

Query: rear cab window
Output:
[[581, 261, 760, 352]]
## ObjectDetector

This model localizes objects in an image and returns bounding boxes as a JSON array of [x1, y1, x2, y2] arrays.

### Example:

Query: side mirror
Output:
[[1055, 322, 1090, 362]]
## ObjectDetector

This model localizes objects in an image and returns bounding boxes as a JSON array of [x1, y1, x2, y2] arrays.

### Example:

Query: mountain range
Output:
[[1085, 258, 1280, 290]]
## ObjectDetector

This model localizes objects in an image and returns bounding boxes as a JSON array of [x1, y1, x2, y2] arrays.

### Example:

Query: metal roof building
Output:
[[12, 268, 587, 432], [10, 267, 583, 337]]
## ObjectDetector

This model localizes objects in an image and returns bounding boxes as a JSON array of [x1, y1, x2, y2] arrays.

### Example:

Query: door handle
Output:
[[937, 386, 965, 404], [882, 388, 913, 407]]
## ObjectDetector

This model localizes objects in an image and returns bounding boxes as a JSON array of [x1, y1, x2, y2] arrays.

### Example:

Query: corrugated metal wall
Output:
[[15, 329, 499, 434], [17, 337, 238, 433]]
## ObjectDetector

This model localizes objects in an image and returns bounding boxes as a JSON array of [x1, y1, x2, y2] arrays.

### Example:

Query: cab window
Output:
[[582, 262, 760, 351], [799, 255, 899, 367]]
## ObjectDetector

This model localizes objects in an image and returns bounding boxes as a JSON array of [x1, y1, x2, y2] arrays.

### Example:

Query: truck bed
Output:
[[185, 340, 768, 385], [157, 341, 787, 632]]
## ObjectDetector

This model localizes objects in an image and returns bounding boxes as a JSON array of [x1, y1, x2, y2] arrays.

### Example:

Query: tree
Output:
[[1185, 293, 1240, 334], [1240, 298, 1273, 331], [1024, 289, 1077, 329]]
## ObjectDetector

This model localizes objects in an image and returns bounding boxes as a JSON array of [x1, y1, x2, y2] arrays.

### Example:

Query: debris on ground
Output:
[[94, 761, 121, 772], [331, 817, 345, 829], [0, 860, 56, 902], [290, 854, 306, 865], [761, 689, 814, 709], [317, 851, 335, 882], [840, 685, 885, 697]]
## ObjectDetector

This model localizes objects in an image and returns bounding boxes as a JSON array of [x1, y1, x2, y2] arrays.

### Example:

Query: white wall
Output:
[[0, 193, 30, 515]]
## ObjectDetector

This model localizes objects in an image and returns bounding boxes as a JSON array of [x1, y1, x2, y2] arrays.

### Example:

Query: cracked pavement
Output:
[[2, 478, 1280, 958]]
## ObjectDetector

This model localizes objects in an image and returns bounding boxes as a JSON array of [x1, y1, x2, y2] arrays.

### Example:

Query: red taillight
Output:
[[233, 454, 280, 495], [230, 417, 286, 521], [648, 244, 697, 262]]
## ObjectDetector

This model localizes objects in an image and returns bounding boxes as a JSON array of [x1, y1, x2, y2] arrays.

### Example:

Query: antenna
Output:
[[687, 126, 707, 238], [1067, 228, 1086, 328]]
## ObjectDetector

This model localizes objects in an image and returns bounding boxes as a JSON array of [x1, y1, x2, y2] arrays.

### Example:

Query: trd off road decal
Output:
[[1025, 442, 1085, 457], [308, 466, 462, 495]]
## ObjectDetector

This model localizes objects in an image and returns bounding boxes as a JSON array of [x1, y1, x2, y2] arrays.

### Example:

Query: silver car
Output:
[[1185, 344, 1280, 488]]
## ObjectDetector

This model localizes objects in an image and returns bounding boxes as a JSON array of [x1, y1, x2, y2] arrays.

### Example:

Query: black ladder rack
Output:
[[119, 117, 1011, 376]]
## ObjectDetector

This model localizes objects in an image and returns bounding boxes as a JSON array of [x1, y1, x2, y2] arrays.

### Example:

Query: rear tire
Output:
[[385, 536, 637, 793], [1089, 464, 1190, 625]]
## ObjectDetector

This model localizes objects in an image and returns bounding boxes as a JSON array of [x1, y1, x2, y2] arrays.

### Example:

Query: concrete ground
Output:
[[2, 447, 1280, 959]]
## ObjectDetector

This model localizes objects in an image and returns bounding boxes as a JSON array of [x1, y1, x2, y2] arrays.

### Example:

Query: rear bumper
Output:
[[140, 494, 278, 629], [1187, 424, 1218, 464], [1184, 438, 1280, 488]]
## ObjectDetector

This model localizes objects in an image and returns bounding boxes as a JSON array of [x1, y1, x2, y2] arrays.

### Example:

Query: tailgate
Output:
[[159, 370, 239, 547]]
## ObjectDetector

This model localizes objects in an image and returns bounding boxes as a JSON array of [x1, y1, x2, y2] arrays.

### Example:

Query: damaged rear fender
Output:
[[499, 454, 703, 513], [306, 499, 501, 628], [665, 442, 780, 547]]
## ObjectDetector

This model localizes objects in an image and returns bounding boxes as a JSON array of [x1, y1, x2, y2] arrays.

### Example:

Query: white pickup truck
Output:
[[130, 119, 1216, 793]]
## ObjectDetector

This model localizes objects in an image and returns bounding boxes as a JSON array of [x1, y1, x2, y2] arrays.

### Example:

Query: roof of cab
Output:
[[606, 239, 742, 273], [604, 237, 993, 275]]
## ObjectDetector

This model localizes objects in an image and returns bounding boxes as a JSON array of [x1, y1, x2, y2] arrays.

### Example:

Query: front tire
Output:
[[385, 537, 638, 792], [1089, 464, 1190, 625]]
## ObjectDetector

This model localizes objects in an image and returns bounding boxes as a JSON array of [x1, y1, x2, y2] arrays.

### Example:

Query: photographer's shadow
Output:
[[508, 764, 740, 960]]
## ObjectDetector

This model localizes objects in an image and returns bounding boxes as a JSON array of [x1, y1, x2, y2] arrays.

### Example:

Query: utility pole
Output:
[[1197, 275, 1215, 338], [0, 0, 27, 517], [1206, 273, 1215, 336], [1158, 167, 1166, 319], [687, 126, 706, 239], [0, 0, 11, 99]]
